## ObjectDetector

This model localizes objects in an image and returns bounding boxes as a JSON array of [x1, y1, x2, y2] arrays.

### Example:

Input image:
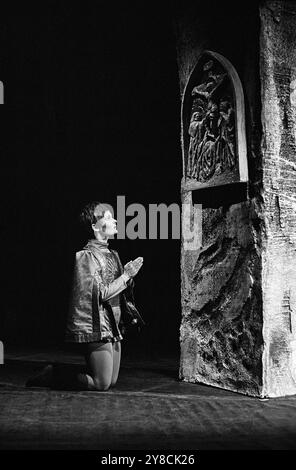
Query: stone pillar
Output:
[[176, 1, 296, 397], [260, 1, 296, 397]]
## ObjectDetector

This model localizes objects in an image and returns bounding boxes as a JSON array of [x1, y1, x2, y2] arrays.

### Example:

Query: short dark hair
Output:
[[79, 201, 109, 237]]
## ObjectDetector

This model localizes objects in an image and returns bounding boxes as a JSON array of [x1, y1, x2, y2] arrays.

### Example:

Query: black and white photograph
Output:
[[0, 0, 296, 462]]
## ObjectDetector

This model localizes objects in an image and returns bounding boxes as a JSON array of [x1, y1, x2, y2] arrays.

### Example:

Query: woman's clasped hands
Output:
[[124, 257, 144, 278]]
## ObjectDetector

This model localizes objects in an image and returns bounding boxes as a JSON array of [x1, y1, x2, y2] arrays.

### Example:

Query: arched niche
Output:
[[181, 51, 248, 190]]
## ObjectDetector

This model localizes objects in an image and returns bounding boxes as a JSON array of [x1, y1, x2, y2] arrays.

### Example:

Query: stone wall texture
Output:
[[177, 1, 296, 397], [260, 1, 296, 397]]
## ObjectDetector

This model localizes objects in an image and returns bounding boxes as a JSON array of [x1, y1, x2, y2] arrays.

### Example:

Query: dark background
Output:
[[0, 2, 182, 358]]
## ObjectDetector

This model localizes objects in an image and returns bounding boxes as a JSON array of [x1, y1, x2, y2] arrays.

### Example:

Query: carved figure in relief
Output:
[[191, 60, 226, 101], [196, 101, 220, 180], [187, 107, 206, 177], [187, 57, 237, 182], [217, 98, 235, 169]]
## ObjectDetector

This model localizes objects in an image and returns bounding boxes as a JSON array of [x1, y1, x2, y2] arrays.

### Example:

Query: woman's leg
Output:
[[26, 342, 119, 391], [50, 341, 121, 391], [110, 341, 121, 387], [83, 341, 114, 391]]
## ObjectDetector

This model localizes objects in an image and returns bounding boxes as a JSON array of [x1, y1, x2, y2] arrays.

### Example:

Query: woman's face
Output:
[[92, 209, 118, 238]]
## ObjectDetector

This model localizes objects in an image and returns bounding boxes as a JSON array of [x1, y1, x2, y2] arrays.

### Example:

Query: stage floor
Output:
[[1, 347, 296, 450]]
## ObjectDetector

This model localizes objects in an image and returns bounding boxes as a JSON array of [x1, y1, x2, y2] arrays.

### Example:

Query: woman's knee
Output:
[[93, 377, 111, 391]]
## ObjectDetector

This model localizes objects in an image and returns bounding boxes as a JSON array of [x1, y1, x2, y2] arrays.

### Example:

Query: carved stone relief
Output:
[[186, 56, 241, 186]]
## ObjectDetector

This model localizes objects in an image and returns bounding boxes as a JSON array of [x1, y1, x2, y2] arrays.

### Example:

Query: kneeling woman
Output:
[[65, 201, 144, 390], [27, 201, 144, 391]]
